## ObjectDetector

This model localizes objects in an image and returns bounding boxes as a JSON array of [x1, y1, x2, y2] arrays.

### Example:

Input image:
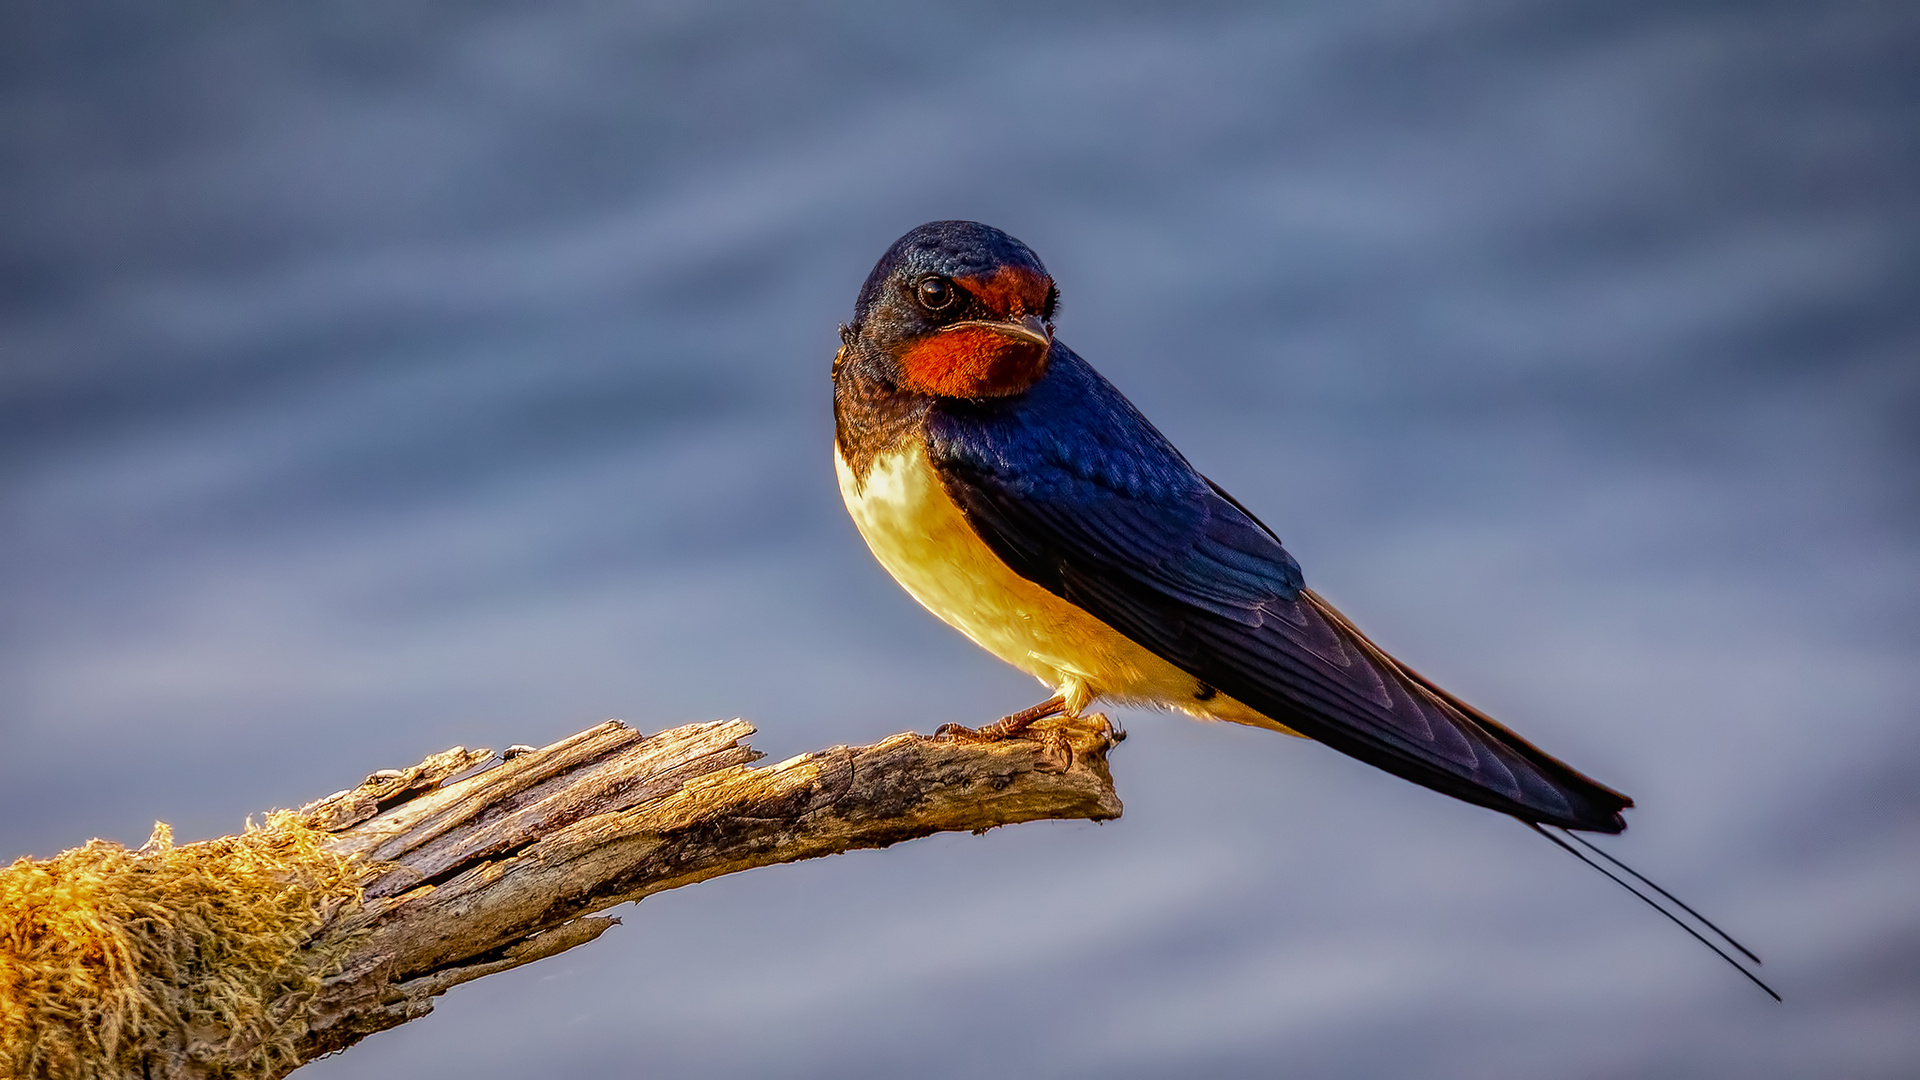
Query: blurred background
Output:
[[4, 1, 1916, 1076]]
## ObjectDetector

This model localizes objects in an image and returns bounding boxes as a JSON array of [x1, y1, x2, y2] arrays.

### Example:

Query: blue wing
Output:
[[925, 346, 1631, 832]]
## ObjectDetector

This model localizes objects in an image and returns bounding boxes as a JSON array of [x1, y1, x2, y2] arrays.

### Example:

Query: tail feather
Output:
[[1530, 824, 1779, 1001]]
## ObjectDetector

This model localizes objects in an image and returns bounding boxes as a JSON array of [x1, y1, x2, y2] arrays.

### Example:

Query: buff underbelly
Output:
[[835, 443, 1301, 736]]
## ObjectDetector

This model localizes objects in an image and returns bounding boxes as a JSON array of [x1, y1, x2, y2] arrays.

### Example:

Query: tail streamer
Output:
[[1525, 823, 1780, 1002]]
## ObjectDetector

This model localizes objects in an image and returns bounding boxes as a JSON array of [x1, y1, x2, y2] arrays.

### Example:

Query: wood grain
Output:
[[270, 713, 1122, 1074]]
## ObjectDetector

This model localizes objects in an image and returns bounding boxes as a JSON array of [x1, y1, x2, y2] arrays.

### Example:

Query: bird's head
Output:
[[843, 220, 1057, 398]]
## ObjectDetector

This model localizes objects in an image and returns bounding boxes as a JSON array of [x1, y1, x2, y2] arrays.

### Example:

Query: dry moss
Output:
[[1, 813, 362, 1080]]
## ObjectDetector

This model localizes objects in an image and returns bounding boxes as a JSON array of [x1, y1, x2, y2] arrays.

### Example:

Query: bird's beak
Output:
[[942, 313, 1051, 349]]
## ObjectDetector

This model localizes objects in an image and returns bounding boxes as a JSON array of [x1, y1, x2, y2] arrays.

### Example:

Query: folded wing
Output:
[[933, 449, 1632, 833]]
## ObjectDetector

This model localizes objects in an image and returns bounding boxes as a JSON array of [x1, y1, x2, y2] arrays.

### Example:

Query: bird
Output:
[[831, 220, 1774, 996], [832, 219, 1629, 830]]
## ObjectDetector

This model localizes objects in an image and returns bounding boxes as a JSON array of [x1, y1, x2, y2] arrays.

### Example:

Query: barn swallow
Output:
[[833, 219, 1630, 830], [831, 221, 1775, 996]]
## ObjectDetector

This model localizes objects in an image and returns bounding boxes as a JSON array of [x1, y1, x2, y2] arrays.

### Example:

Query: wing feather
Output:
[[926, 351, 1631, 831]]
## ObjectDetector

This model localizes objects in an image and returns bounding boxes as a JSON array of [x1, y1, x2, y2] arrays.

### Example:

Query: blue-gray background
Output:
[[4, 1, 1916, 1076]]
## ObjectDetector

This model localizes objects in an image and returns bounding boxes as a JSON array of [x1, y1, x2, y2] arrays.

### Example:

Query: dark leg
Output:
[[935, 694, 1069, 742]]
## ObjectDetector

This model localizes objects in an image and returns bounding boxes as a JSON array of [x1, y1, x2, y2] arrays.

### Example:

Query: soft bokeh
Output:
[[4, 2, 1915, 1076]]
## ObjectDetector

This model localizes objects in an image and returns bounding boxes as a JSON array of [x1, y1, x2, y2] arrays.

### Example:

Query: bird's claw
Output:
[[932, 720, 1076, 770], [933, 695, 1070, 743], [932, 720, 1014, 742]]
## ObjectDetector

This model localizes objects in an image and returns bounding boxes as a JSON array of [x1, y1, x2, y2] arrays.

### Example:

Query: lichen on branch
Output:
[[0, 714, 1121, 1079], [0, 816, 362, 1080]]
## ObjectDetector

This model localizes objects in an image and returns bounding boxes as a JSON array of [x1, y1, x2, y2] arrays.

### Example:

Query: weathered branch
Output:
[[4, 715, 1122, 1078]]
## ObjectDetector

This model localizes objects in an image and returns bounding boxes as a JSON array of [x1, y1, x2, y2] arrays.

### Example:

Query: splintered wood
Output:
[[288, 714, 1122, 1071]]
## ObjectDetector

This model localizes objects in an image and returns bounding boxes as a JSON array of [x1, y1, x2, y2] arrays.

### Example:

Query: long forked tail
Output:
[[1527, 824, 1780, 1001]]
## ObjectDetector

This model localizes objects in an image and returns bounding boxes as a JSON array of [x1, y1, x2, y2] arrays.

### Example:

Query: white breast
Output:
[[834, 442, 1296, 734]]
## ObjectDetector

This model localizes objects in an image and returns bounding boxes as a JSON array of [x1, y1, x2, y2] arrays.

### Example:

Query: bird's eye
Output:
[[916, 275, 957, 311]]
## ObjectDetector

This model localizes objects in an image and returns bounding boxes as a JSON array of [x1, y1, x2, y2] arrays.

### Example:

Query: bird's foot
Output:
[[934, 695, 1069, 743]]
